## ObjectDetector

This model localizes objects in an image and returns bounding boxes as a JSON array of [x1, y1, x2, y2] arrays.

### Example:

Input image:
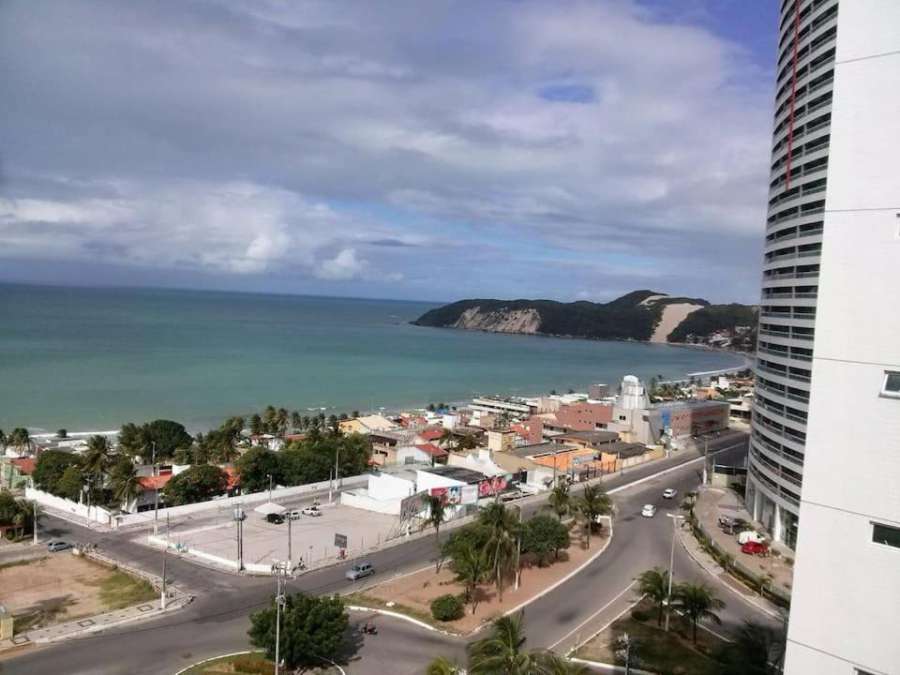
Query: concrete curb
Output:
[[569, 656, 655, 674], [172, 650, 346, 675], [346, 606, 458, 638]]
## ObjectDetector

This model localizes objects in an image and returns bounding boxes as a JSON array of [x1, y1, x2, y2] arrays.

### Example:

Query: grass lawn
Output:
[[180, 651, 339, 675], [95, 569, 157, 610], [343, 591, 465, 633], [574, 599, 725, 675]]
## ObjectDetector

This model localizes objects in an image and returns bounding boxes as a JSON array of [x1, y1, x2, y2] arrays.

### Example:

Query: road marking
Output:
[[607, 442, 746, 496], [548, 581, 638, 650]]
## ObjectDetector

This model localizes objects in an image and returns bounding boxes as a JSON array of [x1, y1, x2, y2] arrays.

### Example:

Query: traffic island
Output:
[[177, 650, 343, 675], [572, 598, 728, 675], [345, 521, 611, 635]]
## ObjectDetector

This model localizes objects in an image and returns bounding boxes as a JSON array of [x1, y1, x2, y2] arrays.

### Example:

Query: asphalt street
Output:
[[3, 432, 767, 675]]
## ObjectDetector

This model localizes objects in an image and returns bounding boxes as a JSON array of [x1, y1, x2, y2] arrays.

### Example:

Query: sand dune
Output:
[[650, 302, 704, 343]]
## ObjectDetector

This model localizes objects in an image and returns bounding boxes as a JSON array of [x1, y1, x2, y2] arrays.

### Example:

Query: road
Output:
[[4, 433, 771, 675]]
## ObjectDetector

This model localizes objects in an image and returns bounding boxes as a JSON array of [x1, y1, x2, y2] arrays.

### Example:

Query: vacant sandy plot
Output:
[[356, 525, 610, 634], [0, 554, 155, 633], [650, 302, 704, 343]]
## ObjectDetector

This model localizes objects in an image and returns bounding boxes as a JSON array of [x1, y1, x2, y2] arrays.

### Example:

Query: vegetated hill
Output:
[[665, 303, 760, 349], [412, 290, 735, 343]]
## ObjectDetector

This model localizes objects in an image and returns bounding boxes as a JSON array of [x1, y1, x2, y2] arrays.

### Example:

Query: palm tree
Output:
[[425, 656, 461, 675], [468, 613, 583, 675], [636, 567, 670, 626], [290, 411, 302, 432], [438, 428, 456, 450], [84, 435, 112, 480], [250, 414, 263, 436], [110, 461, 142, 511], [426, 495, 447, 570], [479, 502, 519, 602], [8, 427, 32, 454], [574, 484, 612, 548], [547, 483, 570, 520], [276, 408, 289, 436], [452, 540, 489, 613], [0, 428, 6, 452], [457, 434, 477, 451], [716, 621, 786, 675], [672, 582, 725, 644], [328, 414, 340, 436]]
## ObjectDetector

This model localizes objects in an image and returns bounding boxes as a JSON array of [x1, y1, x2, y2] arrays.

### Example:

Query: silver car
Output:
[[345, 562, 375, 581]]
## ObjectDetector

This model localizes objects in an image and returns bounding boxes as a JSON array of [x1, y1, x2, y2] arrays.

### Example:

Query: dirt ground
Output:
[[0, 553, 155, 632], [362, 525, 610, 634]]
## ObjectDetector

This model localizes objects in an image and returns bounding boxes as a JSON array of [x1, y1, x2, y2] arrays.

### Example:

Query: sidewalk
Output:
[[693, 487, 793, 597], [0, 541, 45, 566], [0, 592, 192, 652]]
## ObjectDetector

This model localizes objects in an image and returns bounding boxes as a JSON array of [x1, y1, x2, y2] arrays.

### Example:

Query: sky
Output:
[[0, 0, 779, 304]]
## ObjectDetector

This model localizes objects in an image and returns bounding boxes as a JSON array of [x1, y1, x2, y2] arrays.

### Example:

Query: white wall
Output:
[[367, 472, 416, 501], [785, 4, 900, 673], [339, 490, 401, 515], [415, 470, 466, 493], [26, 487, 115, 526]]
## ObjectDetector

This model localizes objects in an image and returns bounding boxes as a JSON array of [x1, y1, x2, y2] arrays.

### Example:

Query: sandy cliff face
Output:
[[649, 302, 704, 343], [453, 307, 542, 334]]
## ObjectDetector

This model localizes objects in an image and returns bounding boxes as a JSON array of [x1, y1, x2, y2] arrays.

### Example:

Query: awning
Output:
[[253, 502, 286, 516]]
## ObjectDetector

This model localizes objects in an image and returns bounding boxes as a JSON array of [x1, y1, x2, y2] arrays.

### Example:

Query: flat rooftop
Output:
[[421, 465, 489, 484], [554, 430, 619, 445]]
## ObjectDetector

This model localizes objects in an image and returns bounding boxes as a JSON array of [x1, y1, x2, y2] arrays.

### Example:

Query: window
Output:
[[872, 523, 900, 549], [881, 371, 900, 398]]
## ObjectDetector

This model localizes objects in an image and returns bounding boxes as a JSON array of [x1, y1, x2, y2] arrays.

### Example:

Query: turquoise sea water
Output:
[[0, 283, 746, 433]]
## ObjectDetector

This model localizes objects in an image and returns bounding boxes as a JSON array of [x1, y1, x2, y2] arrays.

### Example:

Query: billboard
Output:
[[478, 475, 507, 498], [461, 485, 479, 505], [400, 491, 426, 520]]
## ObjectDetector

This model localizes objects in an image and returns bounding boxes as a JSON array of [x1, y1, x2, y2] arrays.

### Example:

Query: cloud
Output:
[[0, 0, 775, 302]]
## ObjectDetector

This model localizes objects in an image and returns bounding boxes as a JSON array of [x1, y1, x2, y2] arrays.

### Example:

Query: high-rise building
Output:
[[753, 1, 900, 673]]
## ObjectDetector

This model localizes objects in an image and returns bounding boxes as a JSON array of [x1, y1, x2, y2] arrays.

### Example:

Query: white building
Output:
[[770, 2, 900, 674]]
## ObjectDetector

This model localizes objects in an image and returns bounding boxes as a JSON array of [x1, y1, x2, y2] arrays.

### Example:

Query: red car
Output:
[[741, 541, 770, 556]]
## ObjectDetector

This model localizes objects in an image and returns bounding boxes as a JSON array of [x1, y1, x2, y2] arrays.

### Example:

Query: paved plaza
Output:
[[165, 502, 405, 570]]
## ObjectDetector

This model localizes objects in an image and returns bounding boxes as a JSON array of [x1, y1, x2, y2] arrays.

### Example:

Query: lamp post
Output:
[[30, 478, 38, 545], [161, 512, 170, 610], [268, 473, 273, 503], [273, 561, 287, 675], [151, 441, 159, 535], [665, 513, 684, 631]]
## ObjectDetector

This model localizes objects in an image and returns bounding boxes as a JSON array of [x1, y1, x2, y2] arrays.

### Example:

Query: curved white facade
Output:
[[746, 0, 840, 550]]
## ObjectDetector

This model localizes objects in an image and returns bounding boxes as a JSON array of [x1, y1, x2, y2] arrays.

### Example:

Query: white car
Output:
[[301, 506, 322, 517], [641, 504, 657, 518], [662, 488, 678, 499]]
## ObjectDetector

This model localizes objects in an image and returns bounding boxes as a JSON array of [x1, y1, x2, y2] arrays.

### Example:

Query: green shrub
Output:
[[232, 654, 274, 675], [430, 594, 464, 622], [630, 608, 650, 622]]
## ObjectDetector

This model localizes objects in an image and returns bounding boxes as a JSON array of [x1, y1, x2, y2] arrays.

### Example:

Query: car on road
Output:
[[47, 540, 72, 552], [662, 488, 678, 499], [641, 504, 657, 518], [301, 506, 322, 517], [499, 489, 525, 502], [265, 513, 285, 524], [345, 561, 375, 581]]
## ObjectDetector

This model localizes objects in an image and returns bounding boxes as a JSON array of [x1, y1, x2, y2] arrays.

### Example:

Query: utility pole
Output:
[[622, 632, 632, 675], [514, 505, 522, 590], [328, 468, 334, 505], [273, 562, 287, 675], [334, 445, 342, 490], [161, 512, 169, 610], [664, 513, 684, 631], [701, 435, 710, 486], [268, 473, 273, 503], [31, 478, 38, 545], [234, 506, 245, 571], [287, 513, 293, 571], [152, 441, 159, 535]]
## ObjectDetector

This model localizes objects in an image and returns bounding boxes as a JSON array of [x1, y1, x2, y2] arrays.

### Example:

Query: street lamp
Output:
[[664, 513, 685, 632]]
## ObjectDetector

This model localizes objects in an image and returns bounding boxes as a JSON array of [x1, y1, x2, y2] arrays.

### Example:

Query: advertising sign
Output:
[[334, 533, 348, 549], [400, 492, 425, 520], [477, 475, 507, 498]]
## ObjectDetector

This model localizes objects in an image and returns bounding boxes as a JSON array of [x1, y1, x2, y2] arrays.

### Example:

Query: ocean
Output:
[[0, 283, 747, 433]]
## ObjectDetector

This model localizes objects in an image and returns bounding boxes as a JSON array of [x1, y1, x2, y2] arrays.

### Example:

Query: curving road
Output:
[[4, 432, 776, 675]]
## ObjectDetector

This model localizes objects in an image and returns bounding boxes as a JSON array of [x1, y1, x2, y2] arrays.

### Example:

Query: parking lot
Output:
[[164, 502, 403, 571]]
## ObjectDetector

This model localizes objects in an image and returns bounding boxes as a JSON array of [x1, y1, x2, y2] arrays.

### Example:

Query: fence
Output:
[[26, 486, 115, 526]]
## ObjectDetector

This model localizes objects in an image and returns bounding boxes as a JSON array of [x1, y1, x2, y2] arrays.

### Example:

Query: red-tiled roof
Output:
[[418, 428, 444, 441], [415, 443, 448, 458], [137, 474, 172, 491], [10, 458, 36, 475]]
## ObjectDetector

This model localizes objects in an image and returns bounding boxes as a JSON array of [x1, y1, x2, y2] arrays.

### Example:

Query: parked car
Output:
[[741, 541, 770, 556], [499, 490, 525, 502], [641, 504, 657, 518], [737, 530, 766, 545], [301, 506, 322, 517], [345, 561, 375, 581], [265, 513, 285, 524], [662, 488, 678, 499], [47, 540, 72, 552]]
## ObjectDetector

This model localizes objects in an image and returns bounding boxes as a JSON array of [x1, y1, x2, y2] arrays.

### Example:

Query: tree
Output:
[[118, 422, 148, 461], [56, 465, 86, 501], [56, 428, 68, 439], [479, 502, 519, 602], [83, 435, 112, 481], [236, 447, 281, 494], [8, 427, 31, 454], [250, 414, 263, 436], [163, 465, 228, 506], [457, 433, 477, 451], [451, 540, 490, 613], [144, 419, 193, 460], [426, 656, 462, 675], [110, 459, 143, 509], [426, 494, 447, 570], [574, 484, 611, 548], [672, 582, 725, 644], [290, 411, 302, 431], [467, 613, 584, 675], [0, 429, 5, 452], [33, 450, 83, 497], [276, 408, 289, 437], [262, 405, 278, 435], [636, 567, 670, 627], [0, 492, 33, 538], [248, 593, 348, 671], [521, 514, 570, 567], [547, 483, 570, 520], [715, 621, 786, 675]]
